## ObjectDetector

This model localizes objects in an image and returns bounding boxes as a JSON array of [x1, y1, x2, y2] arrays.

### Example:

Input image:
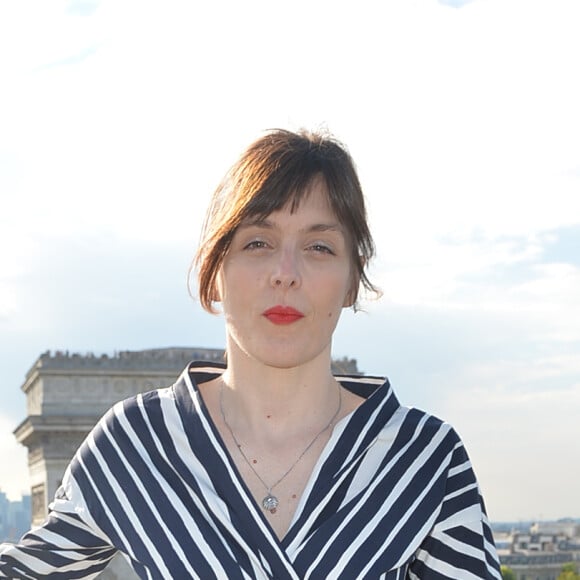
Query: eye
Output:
[[243, 239, 270, 250], [308, 243, 335, 255]]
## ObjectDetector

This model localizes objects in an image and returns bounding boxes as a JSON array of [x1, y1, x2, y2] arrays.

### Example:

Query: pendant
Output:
[[262, 493, 279, 513]]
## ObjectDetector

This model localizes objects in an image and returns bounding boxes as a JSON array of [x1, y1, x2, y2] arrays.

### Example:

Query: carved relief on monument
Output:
[[28, 446, 43, 465], [41, 432, 87, 459], [40, 374, 177, 410], [31, 484, 46, 524]]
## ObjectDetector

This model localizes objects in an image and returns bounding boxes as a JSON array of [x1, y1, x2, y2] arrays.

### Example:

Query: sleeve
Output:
[[0, 512, 116, 579], [408, 436, 502, 580], [0, 441, 118, 578]]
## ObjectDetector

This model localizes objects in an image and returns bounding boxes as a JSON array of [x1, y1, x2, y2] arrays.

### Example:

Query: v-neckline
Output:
[[178, 362, 392, 552], [196, 374, 353, 545]]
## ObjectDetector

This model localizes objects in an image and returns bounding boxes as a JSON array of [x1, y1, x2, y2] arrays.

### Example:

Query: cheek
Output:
[[217, 263, 238, 302], [318, 272, 352, 311], [218, 266, 255, 313]]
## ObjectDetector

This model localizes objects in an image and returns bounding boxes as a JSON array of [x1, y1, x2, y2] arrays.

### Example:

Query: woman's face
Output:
[[217, 179, 355, 370]]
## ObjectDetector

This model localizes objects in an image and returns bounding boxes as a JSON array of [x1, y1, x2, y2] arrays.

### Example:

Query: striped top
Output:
[[1, 362, 501, 579]]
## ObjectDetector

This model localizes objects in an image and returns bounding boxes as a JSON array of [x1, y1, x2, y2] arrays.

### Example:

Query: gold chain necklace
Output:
[[219, 381, 342, 514]]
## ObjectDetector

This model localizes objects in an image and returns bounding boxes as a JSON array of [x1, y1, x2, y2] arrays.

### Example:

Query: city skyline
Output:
[[1, 0, 579, 524]]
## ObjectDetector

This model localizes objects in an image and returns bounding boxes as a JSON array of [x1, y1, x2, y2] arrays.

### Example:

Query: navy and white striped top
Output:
[[1, 362, 501, 579]]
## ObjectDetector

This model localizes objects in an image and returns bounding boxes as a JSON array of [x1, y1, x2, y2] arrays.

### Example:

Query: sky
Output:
[[0, 0, 579, 524]]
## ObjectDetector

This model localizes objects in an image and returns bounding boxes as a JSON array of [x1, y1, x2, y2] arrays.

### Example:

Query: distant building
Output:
[[12, 347, 360, 579], [0, 491, 30, 543], [531, 519, 580, 539], [498, 523, 580, 580]]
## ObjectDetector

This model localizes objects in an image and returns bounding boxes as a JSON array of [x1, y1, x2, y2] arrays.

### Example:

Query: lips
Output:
[[262, 305, 305, 325]]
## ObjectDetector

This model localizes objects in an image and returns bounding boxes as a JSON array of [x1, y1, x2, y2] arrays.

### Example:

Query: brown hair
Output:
[[192, 128, 377, 312]]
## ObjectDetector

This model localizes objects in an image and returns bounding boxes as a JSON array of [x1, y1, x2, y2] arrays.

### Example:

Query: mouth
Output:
[[262, 305, 305, 325]]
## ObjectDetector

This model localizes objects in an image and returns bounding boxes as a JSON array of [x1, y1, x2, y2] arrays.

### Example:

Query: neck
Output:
[[220, 342, 339, 440]]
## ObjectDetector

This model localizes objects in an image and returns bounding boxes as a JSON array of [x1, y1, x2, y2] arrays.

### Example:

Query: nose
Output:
[[270, 248, 301, 289]]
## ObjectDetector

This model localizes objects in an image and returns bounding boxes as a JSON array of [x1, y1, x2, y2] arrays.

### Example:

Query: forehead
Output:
[[244, 175, 337, 219], [241, 182, 342, 228]]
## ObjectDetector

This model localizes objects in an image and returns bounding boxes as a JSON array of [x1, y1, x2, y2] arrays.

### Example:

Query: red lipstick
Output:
[[263, 305, 304, 325]]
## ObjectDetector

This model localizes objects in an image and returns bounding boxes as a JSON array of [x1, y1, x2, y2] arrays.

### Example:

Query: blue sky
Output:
[[1, 0, 579, 523]]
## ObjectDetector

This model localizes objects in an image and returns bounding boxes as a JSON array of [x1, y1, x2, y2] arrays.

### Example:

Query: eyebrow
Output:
[[238, 217, 344, 234]]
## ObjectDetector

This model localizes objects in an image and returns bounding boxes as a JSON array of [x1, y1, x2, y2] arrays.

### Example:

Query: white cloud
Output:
[[372, 229, 580, 335]]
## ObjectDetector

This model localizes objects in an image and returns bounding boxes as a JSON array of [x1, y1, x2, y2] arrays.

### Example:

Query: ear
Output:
[[343, 278, 359, 308], [343, 259, 362, 308], [342, 294, 354, 308], [211, 276, 222, 303]]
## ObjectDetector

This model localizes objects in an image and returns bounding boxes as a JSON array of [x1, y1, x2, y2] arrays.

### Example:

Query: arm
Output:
[[408, 439, 501, 579], [0, 510, 116, 579]]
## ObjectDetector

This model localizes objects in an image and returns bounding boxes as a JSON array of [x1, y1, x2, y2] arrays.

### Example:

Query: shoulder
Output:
[[69, 384, 179, 468], [392, 404, 460, 441], [106, 362, 200, 425], [98, 385, 176, 428], [342, 373, 463, 446], [376, 403, 465, 464], [65, 385, 181, 502]]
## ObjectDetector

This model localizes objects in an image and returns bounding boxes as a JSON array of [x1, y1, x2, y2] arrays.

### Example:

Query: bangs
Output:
[[238, 152, 331, 222], [241, 174, 327, 222]]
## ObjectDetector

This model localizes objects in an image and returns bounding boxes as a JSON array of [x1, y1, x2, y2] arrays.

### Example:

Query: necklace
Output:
[[219, 381, 342, 514]]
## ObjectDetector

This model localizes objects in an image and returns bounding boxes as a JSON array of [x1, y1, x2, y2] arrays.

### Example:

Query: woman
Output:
[[0, 129, 501, 578]]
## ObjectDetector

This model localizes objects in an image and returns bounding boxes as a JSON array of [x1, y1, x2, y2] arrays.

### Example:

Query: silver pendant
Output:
[[262, 494, 279, 512]]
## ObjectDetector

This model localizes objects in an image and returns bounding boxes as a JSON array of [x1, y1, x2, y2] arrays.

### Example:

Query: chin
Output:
[[230, 334, 331, 370], [255, 346, 328, 371]]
